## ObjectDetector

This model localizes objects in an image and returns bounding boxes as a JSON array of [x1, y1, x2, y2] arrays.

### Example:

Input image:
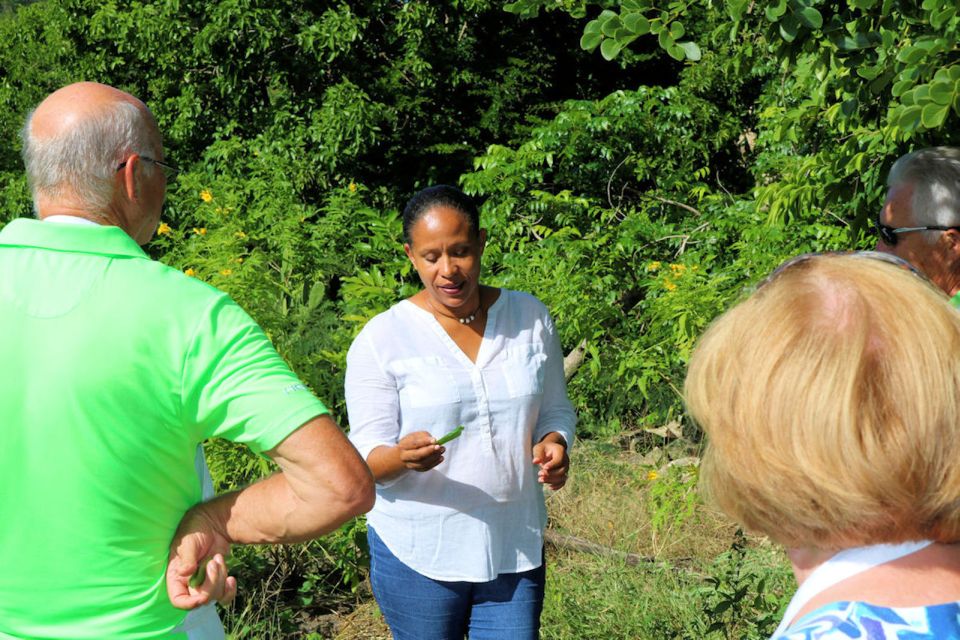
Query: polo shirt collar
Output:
[[0, 218, 148, 259]]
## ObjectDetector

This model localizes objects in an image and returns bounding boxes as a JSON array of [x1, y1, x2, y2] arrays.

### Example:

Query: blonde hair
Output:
[[685, 254, 960, 548]]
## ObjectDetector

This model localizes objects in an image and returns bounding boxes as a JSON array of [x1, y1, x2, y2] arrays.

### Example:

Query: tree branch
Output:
[[563, 338, 588, 382]]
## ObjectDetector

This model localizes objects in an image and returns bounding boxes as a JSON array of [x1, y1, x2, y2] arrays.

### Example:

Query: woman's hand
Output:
[[532, 433, 569, 490], [367, 432, 445, 482], [396, 431, 445, 472]]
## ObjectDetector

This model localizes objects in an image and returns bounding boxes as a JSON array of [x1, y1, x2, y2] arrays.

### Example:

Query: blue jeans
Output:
[[368, 526, 545, 640]]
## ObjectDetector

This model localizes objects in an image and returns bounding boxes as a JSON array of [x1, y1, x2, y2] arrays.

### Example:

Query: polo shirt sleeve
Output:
[[181, 294, 328, 453]]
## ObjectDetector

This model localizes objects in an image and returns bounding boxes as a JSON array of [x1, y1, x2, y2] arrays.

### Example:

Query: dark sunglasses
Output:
[[874, 213, 960, 246], [754, 250, 935, 293]]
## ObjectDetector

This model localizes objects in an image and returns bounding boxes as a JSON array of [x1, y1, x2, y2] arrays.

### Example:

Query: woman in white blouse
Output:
[[345, 185, 576, 639]]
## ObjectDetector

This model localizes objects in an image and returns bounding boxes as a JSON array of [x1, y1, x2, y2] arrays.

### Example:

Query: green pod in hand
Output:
[[436, 425, 464, 445], [188, 555, 232, 588]]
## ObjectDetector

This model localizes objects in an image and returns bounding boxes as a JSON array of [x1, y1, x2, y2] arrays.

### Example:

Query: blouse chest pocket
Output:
[[391, 356, 462, 408], [501, 345, 547, 398]]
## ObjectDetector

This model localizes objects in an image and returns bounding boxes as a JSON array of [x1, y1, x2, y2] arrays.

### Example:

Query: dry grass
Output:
[[334, 599, 390, 640], [546, 440, 738, 562], [333, 439, 775, 639]]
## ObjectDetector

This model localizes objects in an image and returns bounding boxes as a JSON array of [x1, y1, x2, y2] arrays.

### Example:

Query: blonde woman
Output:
[[685, 252, 960, 639]]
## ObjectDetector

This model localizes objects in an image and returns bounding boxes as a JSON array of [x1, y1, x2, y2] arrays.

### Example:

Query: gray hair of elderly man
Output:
[[887, 146, 960, 242], [20, 100, 159, 215]]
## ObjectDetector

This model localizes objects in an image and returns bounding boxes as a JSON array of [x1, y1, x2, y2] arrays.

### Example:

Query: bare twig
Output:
[[653, 196, 702, 217], [607, 156, 630, 212]]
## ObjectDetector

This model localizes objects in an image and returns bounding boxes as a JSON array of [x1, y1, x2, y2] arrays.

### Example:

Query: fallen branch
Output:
[[563, 338, 588, 382], [544, 530, 699, 574]]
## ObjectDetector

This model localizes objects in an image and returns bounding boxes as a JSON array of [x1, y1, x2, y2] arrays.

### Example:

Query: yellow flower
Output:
[[200, 190, 213, 203], [219, 268, 233, 276], [670, 263, 687, 276], [348, 182, 357, 193], [235, 230, 247, 239], [193, 227, 206, 236], [184, 268, 196, 277], [235, 257, 244, 264], [647, 470, 659, 481], [646, 261, 661, 272], [156, 222, 172, 236], [663, 279, 677, 291]]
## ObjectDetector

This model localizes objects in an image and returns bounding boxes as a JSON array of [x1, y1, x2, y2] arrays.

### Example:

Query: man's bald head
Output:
[[22, 81, 162, 216]]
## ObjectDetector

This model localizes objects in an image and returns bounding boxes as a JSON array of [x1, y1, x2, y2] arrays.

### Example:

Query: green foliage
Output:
[[698, 531, 787, 638], [507, 0, 704, 61], [5, 0, 959, 634]]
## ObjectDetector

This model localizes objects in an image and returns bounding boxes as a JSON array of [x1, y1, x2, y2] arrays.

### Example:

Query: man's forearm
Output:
[[192, 415, 375, 545], [195, 470, 370, 544]]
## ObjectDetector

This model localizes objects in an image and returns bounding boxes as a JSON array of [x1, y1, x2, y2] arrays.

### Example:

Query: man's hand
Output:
[[166, 505, 237, 610], [532, 433, 569, 490]]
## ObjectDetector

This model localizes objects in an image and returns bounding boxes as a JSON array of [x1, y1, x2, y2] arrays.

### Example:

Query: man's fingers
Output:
[[219, 576, 238, 606]]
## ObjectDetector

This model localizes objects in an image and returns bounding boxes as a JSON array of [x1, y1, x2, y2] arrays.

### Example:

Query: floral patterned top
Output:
[[773, 600, 960, 639]]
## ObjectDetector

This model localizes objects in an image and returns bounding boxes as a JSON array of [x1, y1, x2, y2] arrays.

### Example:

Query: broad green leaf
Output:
[[658, 29, 674, 51], [601, 15, 623, 38], [851, 0, 878, 8], [583, 19, 603, 36], [765, 0, 788, 22], [921, 102, 949, 129], [869, 70, 895, 94], [890, 78, 914, 98], [931, 7, 957, 29], [899, 105, 923, 131], [727, 0, 749, 21], [921, 0, 939, 10], [622, 12, 650, 35], [580, 31, 603, 51], [949, 66, 960, 83], [621, 0, 648, 10], [669, 21, 685, 39], [857, 65, 881, 80], [797, 7, 823, 30], [897, 46, 923, 65], [679, 41, 702, 61], [667, 43, 686, 61], [779, 15, 799, 42], [600, 38, 622, 60], [929, 81, 954, 106], [841, 98, 858, 117]]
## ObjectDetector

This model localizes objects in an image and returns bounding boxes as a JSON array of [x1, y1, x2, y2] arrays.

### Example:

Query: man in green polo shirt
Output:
[[0, 82, 374, 639], [875, 147, 960, 306]]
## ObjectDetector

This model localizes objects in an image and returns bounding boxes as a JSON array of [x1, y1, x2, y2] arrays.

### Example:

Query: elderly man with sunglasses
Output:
[[0, 82, 374, 639], [875, 146, 960, 303]]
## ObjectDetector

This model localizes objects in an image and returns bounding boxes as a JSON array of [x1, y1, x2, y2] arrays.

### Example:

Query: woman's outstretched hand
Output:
[[396, 431, 446, 472], [367, 432, 446, 482], [533, 434, 569, 490]]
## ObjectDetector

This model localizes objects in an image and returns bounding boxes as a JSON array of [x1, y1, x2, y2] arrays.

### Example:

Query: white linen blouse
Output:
[[345, 289, 576, 582]]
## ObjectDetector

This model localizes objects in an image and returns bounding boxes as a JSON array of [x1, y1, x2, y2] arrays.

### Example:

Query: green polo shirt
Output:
[[0, 219, 328, 638]]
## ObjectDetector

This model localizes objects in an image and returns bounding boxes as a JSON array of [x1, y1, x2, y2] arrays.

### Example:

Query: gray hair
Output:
[[21, 100, 158, 214], [887, 147, 960, 243]]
